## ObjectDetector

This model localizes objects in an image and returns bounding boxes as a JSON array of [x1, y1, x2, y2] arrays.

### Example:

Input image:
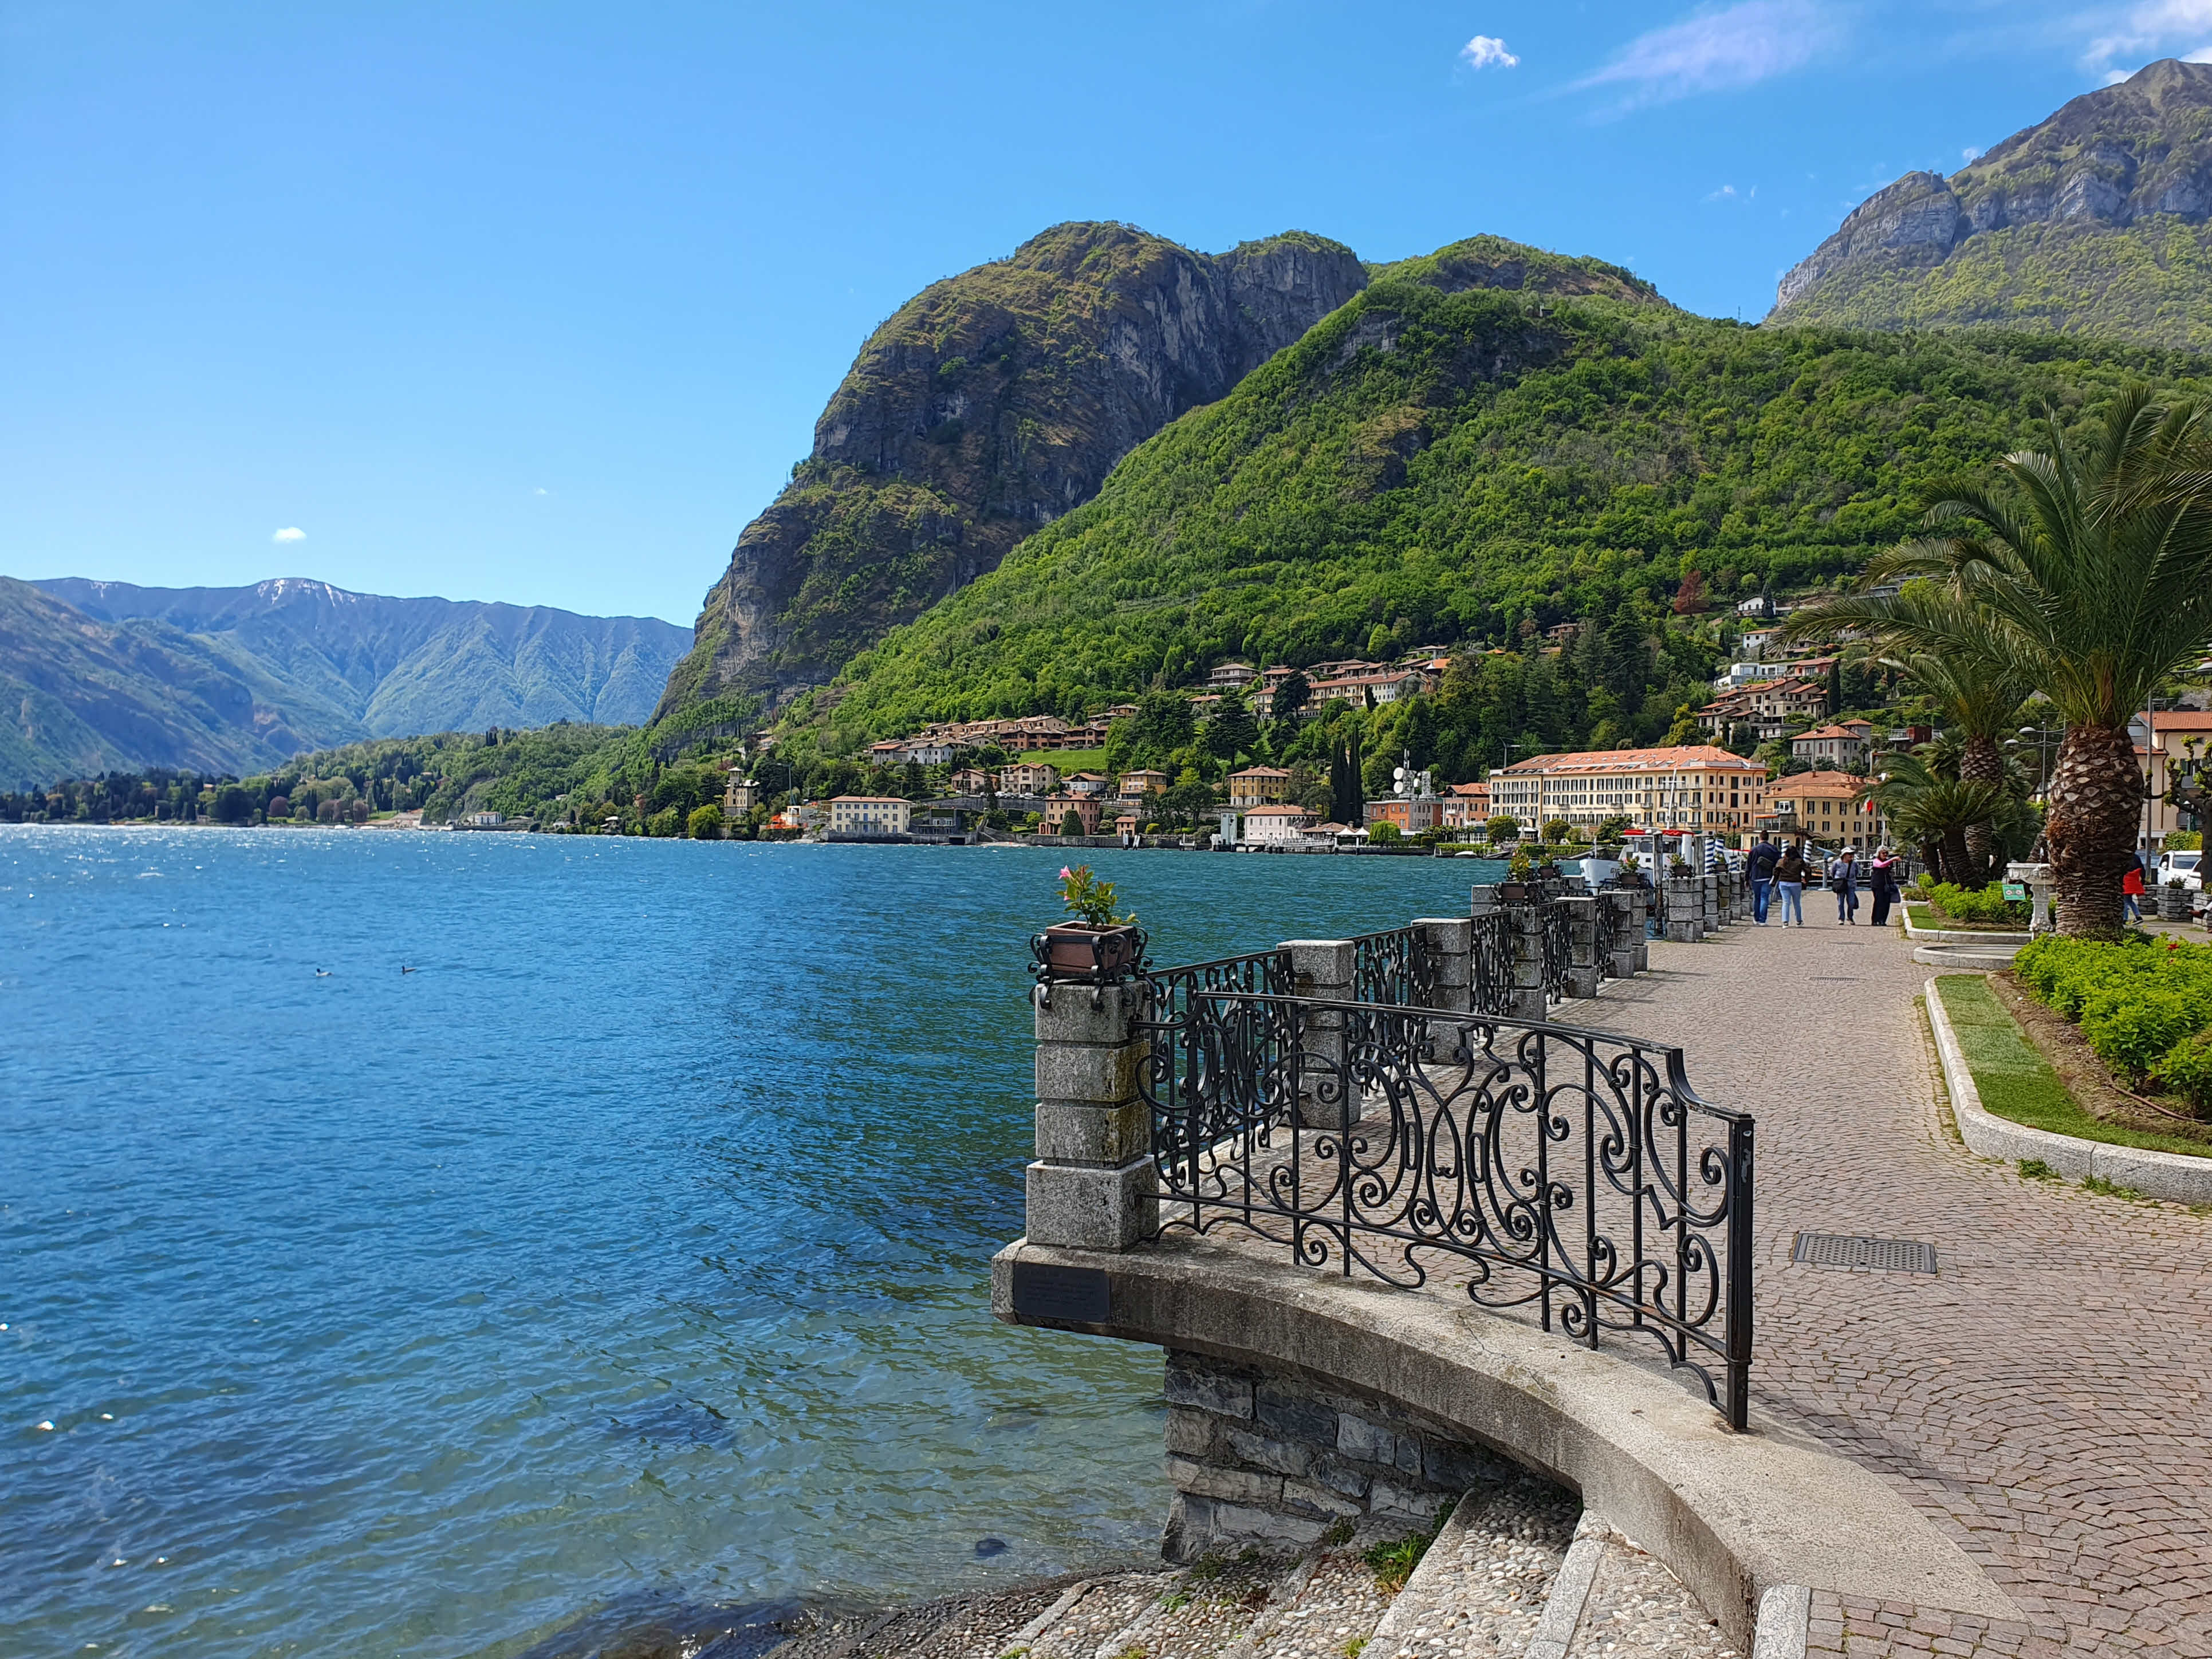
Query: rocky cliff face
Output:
[[654, 223, 1368, 720], [1771, 59, 2212, 342]]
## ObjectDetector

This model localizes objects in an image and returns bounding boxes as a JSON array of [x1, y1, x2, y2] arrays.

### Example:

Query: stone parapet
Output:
[[1561, 896, 1601, 1001]]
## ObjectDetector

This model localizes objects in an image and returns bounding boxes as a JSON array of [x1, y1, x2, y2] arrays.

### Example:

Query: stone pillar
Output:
[[1560, 896, 1601, 1000], [1026, 983, 1156, 1250], [1286, 939, 1358, 1128], [1601, 889, 1641, 980], [1666, 875, 1699, 943], [1414, 917, 1472, 1016], [1506, 901, 1548, 1022], [1702, 873, 1721, 936]]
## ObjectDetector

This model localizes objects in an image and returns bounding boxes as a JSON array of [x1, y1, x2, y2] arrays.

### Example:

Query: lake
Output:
[[1, 829, 1495, 1659]]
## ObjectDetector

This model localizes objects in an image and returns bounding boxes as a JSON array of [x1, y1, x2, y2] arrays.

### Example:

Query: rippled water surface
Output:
[[1, 830, 1492, 1658]]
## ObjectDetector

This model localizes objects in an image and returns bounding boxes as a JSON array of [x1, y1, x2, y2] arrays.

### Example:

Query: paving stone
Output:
[[1586, 924, 2212, 1658]]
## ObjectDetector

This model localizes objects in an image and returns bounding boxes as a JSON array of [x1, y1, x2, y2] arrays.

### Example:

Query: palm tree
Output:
[[1787, 585, 2031, 887], [1857, 751, 2012, 886], [1799, 388, 2212, 937]]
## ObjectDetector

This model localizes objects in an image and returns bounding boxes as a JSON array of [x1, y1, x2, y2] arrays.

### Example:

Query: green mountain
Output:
[[780, 258, 2212, 759], [0, 576, 690, 789], [654, 221, 1369, 722], [1770, 59, 2212, 346]]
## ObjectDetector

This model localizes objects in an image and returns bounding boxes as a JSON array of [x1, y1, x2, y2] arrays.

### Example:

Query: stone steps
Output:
[[751, 1492, 1734, 1659]]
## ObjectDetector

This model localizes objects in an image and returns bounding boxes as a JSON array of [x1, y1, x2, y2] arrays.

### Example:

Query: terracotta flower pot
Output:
[[1036, 921, 1144, 983]]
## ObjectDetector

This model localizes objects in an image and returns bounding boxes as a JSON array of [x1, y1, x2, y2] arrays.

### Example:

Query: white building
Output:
[[1244, 803, 1319, 844], [827, 796, 912, 836]]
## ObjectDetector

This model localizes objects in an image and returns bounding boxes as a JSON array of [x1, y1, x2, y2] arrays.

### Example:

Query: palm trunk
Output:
[[1959, 732, 2005, 886], [2045, 723, 2142, 940], [1939, 826, 1972, 887]]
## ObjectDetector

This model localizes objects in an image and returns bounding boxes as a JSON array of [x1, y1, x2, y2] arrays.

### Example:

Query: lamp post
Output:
[[2005, 724, 2062, 804]]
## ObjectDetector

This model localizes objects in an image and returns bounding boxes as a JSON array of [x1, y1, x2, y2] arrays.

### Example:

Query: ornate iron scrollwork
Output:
[[1133, 986, 1754, 1428]]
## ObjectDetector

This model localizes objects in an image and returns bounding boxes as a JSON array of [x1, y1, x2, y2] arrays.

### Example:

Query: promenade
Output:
[[1589, 917, 2212, 1657]]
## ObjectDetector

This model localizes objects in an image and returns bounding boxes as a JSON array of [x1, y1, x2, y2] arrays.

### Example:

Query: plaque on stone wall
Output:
[[1010, 1260, 1112, 1324]]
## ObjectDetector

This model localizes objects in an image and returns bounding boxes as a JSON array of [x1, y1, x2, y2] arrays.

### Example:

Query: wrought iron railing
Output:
[[1470, 911, 1513, 1016], [1135, 991, 1755, 1427], [1350, 927, 1435, 1007], [1539, 900, 1573, 1003], [1593, 895, 1625, 981]]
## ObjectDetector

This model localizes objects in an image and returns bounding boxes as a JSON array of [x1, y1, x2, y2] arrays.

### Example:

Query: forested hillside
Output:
[[780, 274, 2212, 773]]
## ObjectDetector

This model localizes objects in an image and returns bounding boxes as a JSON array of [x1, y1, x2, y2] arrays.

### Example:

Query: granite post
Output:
[[1286, 939, 1359, 1128], [1025, 981, 1156, 1250], [1561, 895, 1601, 1000]]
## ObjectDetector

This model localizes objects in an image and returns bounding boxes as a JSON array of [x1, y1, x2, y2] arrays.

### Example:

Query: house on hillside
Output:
[[1228, 766, 1293, 806]]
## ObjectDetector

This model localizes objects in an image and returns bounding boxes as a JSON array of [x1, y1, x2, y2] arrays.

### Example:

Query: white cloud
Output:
[[1962, 145, 1983, 161], [271, 526, 305, 543], [1576, 0, 1829, 107], [533, 487, 549, 496], [2085, 0, 2212, 69], [1461, 34, 1519, 69]]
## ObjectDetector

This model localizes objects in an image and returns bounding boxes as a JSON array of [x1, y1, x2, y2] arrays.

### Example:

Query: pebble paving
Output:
[[1580, 915, 2212, 1657]]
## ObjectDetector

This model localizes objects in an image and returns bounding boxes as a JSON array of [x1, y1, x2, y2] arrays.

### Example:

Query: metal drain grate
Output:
[[1791, 1232, 1939, 1274]]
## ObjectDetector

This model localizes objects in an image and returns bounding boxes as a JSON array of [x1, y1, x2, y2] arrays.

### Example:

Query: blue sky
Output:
[[5, 1, 2207, 626]]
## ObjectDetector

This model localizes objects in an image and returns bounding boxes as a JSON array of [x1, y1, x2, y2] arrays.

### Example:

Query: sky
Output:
[[6, 1, 2210, 626]]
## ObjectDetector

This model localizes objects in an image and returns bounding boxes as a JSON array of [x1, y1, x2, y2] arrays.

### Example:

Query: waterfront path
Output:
[[1585, 917, 2212, 1657]]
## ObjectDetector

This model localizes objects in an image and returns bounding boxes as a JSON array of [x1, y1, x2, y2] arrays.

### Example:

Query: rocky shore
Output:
[[519, 1467, 1734, 1659]]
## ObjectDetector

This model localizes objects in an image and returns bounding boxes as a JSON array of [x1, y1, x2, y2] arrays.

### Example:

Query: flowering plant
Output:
[[1506, 846, 1536, 882], [1058, 864, 1136, 929]]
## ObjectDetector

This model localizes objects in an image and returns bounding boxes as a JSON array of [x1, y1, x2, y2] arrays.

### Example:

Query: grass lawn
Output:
[[1932, 974, 2212, 1158], [1906, 901, 2025, 933]]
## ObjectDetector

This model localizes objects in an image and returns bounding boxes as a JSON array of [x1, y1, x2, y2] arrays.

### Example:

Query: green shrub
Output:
[[1369, 819, 1403, 845], [1923, 881, 2028, 926], [2016, 934, 2212, 1101], [2167, 830, 2203, 851], [687, 803, 725, 839], [2154, 1028, 2212, 1114]]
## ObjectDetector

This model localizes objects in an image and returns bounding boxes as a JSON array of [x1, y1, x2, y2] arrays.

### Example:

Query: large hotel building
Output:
[[1489, 744, 1770, 838]]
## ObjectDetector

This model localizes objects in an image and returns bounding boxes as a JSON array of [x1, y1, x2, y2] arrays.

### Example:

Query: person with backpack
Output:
[[1828, 846, 1860, 924], [1772, 841, 1808, 927], [1746, 835, 1781, 925]]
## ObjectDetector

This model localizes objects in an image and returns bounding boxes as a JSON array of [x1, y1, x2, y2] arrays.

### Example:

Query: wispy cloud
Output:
[[1703, 182, 1758, 202], [1962, 145, 1983, 161], [271, 526, 305, 543], [533, 487, 549, 496], [2085, 0, 2212, 69], [1576, 0, 1830, 108], [1461, 34, 1520, 69]]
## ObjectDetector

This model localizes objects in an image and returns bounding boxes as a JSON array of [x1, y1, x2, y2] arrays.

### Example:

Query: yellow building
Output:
[[1762, 770, 1888, 850], [1227, 766, 1293, 806], [1489, 745, 1768, 838]]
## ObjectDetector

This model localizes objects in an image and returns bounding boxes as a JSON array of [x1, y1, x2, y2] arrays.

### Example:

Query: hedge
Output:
[[2013, 935, 2212, 1112], [1917, 877, 2029, 927]]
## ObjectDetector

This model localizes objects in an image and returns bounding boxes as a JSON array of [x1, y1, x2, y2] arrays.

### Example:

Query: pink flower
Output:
[[1059, 866, 1072, 879]]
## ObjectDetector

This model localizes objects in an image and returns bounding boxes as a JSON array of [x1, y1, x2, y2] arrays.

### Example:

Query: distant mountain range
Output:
[[1770, 59, 2212, 347], [0, 576, 690, 789]]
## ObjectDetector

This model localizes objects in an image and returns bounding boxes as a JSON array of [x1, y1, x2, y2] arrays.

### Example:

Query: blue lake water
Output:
[[1, 830, 1496, 1659]]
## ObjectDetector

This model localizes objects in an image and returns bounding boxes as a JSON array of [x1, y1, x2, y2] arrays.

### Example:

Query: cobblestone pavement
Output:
[[1580, 917, 2212, 1657]]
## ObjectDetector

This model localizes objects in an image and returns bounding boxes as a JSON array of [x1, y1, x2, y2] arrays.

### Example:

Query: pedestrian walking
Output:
[[1867, 846, 1902, 928], [1746, 834, 1781, 925], [1773, 840, 1808, 926], [2123, 853, 2146, 922], [1828, 846, 1860, 924]]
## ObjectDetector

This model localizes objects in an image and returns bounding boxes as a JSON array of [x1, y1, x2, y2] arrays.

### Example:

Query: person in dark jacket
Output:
[[1746, 836, 1781, 925], [1772, 841, 1809, 927], [1867, 846, 1902, 927]]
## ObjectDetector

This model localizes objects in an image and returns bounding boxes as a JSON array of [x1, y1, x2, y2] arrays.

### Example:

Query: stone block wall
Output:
[[1159, 1349, 1522, 1561]]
